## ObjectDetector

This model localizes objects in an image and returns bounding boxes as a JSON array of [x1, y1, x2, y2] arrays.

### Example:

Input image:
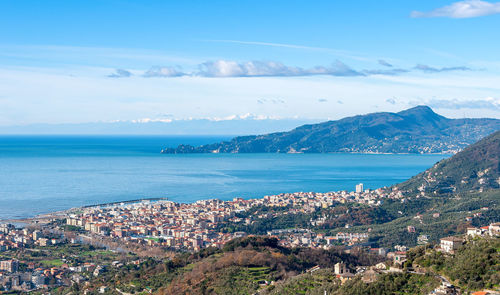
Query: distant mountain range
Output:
[[398, 129, 500, 194], [0, 118, 319, 135], [161, 106, 500, 154]]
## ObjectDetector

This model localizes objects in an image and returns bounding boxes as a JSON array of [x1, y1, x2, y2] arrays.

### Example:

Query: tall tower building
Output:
[[355, 183, 364, 193]]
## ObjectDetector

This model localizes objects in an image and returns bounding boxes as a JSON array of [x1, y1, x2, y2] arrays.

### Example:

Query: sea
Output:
[[0, 135, 449, 220]]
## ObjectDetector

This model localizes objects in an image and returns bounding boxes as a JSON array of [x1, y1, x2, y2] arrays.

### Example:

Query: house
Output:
[[393, 252, 407, 265], [334, 262, 350, 275], [489, 222, 500, 236], [334, 262, 355, 284], [38, 238, 49, 247], [440, 236, 463, 253], [0, 260, 19, 272], [466, 227, 485, 238], [417, 234, 429, 244], [99, 286, 108, 294], [432, 282, 459, 295]]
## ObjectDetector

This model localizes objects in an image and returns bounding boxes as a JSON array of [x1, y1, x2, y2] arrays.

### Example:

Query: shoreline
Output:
[[0, 197, 169, 226]]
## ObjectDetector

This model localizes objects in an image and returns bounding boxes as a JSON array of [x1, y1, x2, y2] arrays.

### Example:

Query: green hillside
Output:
[[398, 130, 500, 194], [162, 106, 500, 154]]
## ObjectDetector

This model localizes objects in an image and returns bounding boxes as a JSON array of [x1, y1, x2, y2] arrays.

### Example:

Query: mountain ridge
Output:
[[161, 106, 500, 154], [397, 129, 500, 194]]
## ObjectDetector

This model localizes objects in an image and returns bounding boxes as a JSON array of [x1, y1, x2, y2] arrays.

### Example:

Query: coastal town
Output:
[[63, 184, 394, 252], [0, 182, 498, 293]]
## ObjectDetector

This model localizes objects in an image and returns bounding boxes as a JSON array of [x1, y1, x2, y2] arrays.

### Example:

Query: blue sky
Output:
[[1, 0, 500, 129]]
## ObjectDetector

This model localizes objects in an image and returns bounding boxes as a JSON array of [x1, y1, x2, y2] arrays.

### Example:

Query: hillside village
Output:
[[2, 220, 498, 294]]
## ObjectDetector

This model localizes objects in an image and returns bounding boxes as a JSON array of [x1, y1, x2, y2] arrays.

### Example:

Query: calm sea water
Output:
[[0, 136, 449, 220]]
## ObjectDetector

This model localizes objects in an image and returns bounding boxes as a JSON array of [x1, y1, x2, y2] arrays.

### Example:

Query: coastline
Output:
[[0, 138, 449, 224], [0, 197, 169, 227]]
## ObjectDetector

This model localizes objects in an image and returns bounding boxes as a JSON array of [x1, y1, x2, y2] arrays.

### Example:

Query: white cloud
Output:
[[422, 97, 500, 109], [143, 66, 186, 77], [197, 60, 364, 77], [1, 64, 499, 127], [411, 0, 500, 18], [108, 69, 132, 78], [414, 64, 472, 73], [378, 59, 393, 67], [363, 68, 410, 75], [386, 98, 397, 105], [100, 60, 475, 79]]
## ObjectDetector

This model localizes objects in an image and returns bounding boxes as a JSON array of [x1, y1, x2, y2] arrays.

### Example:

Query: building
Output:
[[334, 262, 350, 275], [31, 274, 46, 287], [38, 238, 49, 247], [0, 260, 19, 273], [355, 183, 364, 193], [334, 262, 354, 283], [393, 252, 407, 265], [489, 223, 500, 236], [99, 286, 109, 293], [467, 227, 485, 238], [432, 282, 459, 295], [32, 230, 42, 241], [440, 236, 463, 253], [417, 234, 429, 245]]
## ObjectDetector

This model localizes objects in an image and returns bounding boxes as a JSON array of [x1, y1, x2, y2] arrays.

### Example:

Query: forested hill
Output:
[[398, 130, 500, 194], [161, 106, 500, 154]]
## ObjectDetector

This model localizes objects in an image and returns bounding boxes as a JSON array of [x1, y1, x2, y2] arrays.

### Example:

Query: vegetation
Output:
[[399, 130, 500, 193], [336, 273, 439, 295], [408, 237, 500, 291], [162, 106, 500, 154]]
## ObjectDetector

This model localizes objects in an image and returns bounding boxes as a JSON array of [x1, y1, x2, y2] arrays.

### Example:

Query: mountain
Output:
[[354, 130, 500, 248], [398, 130, 500, 194], [0, 118, 319, 135], [161, 106, 500, 154]]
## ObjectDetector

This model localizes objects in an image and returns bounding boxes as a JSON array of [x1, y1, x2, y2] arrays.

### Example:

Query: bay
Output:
[[0, 135, 449, 220]]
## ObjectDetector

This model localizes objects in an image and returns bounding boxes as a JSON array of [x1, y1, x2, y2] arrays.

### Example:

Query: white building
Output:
[[355, 183, 364, 193], [466, 227, 485, 238], [489, 223, 500, 236], [440, 236, 463, 253], [334, 262, 350, 275]]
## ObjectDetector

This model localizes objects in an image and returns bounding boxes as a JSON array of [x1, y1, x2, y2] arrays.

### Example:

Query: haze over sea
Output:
[[0, 136, 449, 220]]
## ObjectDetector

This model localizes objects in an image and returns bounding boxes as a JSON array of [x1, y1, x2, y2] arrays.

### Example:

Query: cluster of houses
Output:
[[66, 199, 247, 251], [63, 185, 401, 252], [434, 222, 500, 255], [0, 261, 69, 292], [264, 229, 370, 249], [0, 223, 127, 292], [0, 223, 63, 251], [466, 222, 500, 238]]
